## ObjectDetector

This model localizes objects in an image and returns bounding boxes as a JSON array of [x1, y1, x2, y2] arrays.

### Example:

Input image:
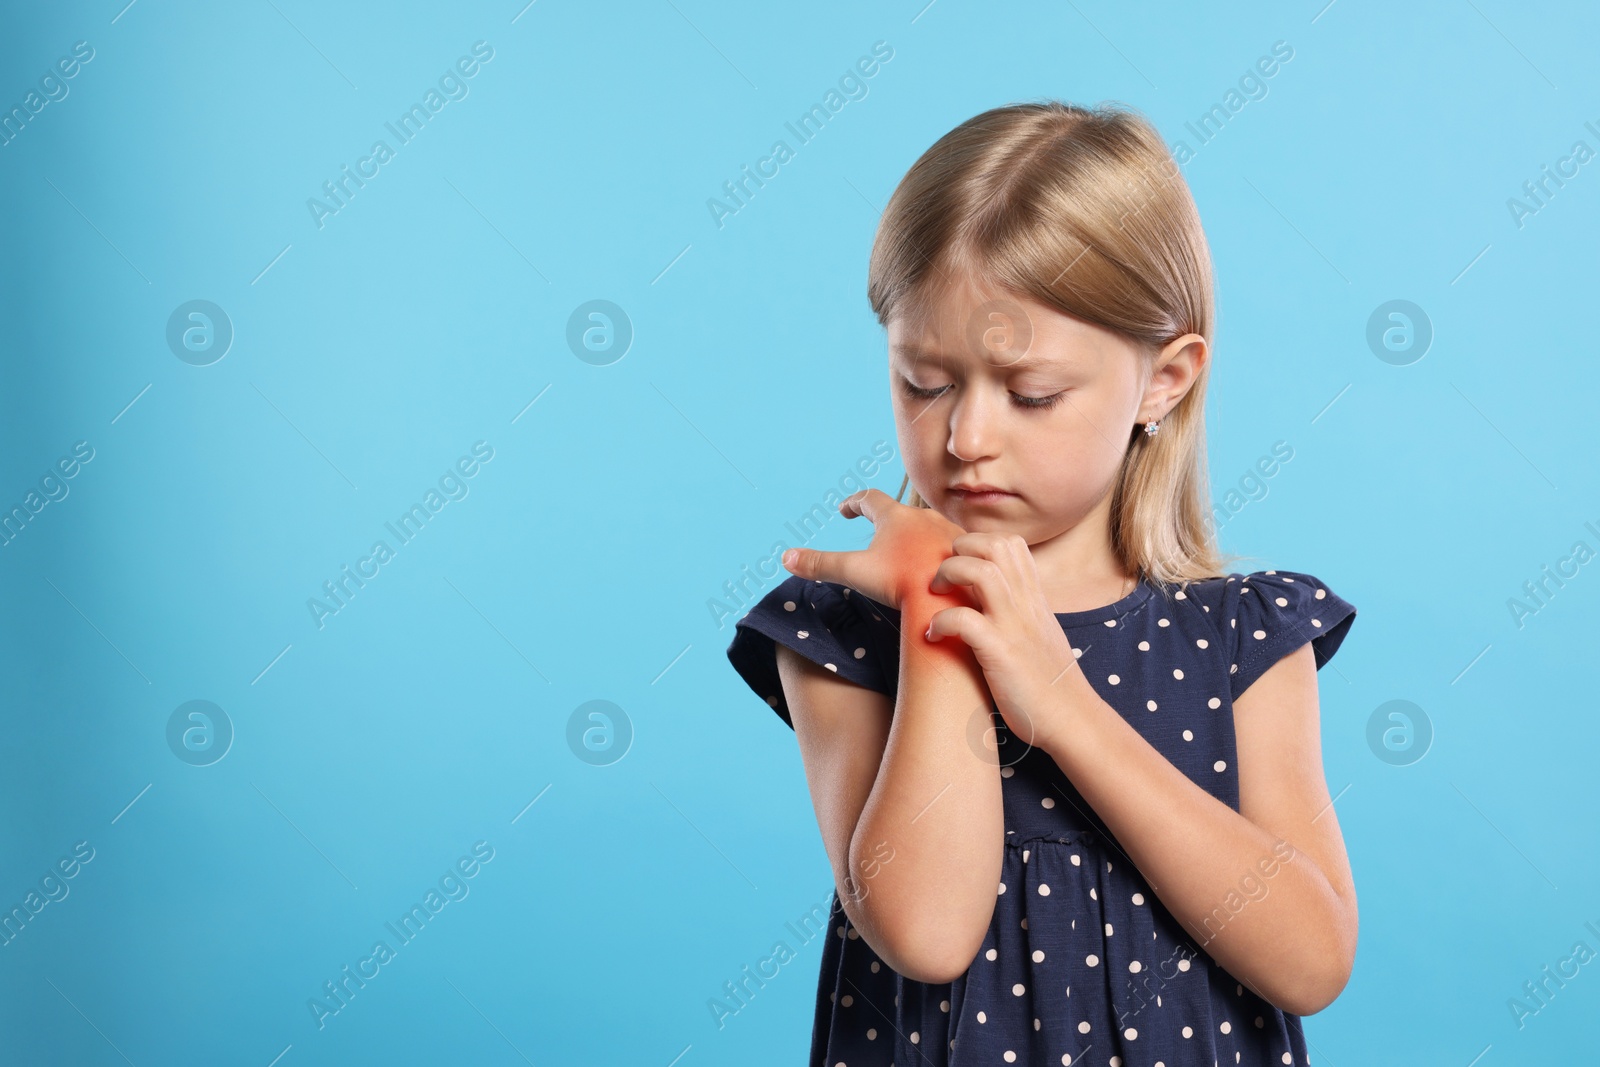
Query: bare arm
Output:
[[775, 645, 899, 957], [776, 488, 1007, 984], [776, 582, 1006, 984], [1040, 643, 1358, 1015], [850, 582, 1005, 983]]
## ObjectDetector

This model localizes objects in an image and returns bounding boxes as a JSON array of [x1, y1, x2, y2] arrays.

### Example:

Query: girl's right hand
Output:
[[780, 488, 967, 611]]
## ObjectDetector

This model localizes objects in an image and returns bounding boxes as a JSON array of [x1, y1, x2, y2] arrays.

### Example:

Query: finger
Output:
[[947, 532, 1029, 601], [925, 604, 989, 646], [782, 544, 868, 588], [928, 554, 1010, 614], [847, 487, 900, 524], [950, 530, 1028, 561]]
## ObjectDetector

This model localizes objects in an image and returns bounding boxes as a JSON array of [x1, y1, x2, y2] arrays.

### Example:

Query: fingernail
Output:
[[781, 549, 797, 569]]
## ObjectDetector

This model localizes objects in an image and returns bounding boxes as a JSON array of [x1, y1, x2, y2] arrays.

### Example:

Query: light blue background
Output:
[[2, 0, 1597, 1063]]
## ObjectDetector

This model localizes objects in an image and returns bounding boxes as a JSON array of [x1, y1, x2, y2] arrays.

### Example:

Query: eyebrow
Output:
[[889, 341, 1067, 372]]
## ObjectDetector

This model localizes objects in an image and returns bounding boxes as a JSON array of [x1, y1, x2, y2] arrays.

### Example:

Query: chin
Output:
[[954, 514, 1013, 534]]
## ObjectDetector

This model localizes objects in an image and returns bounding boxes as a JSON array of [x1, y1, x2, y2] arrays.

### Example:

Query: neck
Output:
[[1024, 491, 1137, 615]]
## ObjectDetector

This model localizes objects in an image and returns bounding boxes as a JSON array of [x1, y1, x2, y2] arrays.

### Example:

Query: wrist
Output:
[[900, 577, 975, 633], [1036, 663, 1104, 766], [889, 533, 980, 673], [899, 583, 980, 674], [887, 532, 958, 608]]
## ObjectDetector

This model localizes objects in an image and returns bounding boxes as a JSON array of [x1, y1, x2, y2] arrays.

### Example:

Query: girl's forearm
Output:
[[1040, 666, 1353, 1016], [849, 585, 1006, 985]]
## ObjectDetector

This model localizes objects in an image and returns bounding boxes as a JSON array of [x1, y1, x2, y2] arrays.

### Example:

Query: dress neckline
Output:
[[1052, 577, 1154, 627]]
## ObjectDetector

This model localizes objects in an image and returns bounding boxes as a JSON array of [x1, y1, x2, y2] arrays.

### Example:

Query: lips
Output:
[[948, 485, 1017, 504]]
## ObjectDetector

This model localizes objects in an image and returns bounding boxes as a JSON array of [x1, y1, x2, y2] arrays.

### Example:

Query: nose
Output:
[[947, 386, 1002, 464]]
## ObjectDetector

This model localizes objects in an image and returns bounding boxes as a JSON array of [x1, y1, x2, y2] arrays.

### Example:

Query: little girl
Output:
[[726, 100, 1358, 1067]]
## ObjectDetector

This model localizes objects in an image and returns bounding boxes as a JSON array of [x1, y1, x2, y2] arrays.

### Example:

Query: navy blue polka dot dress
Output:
[[726, 569, 1357, 1067]]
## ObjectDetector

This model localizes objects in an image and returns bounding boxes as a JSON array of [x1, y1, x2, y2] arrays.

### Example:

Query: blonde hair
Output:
[[868, 99, 1249, 588]]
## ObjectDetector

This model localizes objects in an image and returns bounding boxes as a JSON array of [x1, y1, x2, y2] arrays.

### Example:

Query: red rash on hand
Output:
[[902, 588, 980, 668], [887, 530, 978, 668]]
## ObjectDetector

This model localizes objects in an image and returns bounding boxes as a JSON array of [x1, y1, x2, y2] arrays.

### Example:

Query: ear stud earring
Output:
[[1143, 419, 1161, 436]]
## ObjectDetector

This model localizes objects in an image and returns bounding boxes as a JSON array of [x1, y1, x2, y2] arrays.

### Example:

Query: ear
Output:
[[1139, 333, 1209, 422]]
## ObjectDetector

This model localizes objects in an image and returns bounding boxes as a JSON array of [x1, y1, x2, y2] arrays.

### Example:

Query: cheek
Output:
[[1025, 416, 1125, 493], [892, 406, 957, 509], [893, 403, 941, 461]]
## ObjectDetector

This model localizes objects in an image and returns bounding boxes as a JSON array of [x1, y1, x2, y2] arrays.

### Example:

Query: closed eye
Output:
[[899, 376, 1066, 411]]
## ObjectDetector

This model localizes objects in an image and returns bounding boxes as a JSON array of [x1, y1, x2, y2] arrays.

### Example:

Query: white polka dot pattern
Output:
[[724, 570, 1352, 1066]]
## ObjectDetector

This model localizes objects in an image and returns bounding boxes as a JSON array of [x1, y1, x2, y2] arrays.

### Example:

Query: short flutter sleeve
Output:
[[725, 575, 895, 729], [1223, 569, 1357, 702]]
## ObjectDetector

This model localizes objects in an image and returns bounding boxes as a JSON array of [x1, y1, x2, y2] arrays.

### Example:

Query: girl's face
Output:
[[888, 270, 1154, 546]]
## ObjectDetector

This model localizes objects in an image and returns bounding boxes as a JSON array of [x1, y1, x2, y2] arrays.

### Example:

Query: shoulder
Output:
[[737, 576, 894, 641], [1215, 569, 1358, 701], [724, 577, 897, 729]]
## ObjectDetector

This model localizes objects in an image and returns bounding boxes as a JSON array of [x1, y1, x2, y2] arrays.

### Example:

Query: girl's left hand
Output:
[[926, 532, 1081, 755]]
